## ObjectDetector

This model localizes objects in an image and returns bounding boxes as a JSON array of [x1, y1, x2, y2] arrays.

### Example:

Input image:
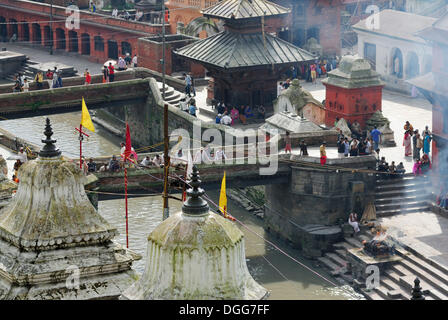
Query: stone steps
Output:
[[397, 250, 448, 286], [375, 182, 431, 194], [316, 257, 344, 276], [374, 188, 428, 199], [344, 237, 363, 249], [320, 229, 448, 300], [325, 252, 348, 269], [376, 204, 431, 217], [157, 82, 182, 106], [375, 200, 431, 212], [375, 194, 430, 205], [392, 262, 448, 298], [374, 174, 431, 217]]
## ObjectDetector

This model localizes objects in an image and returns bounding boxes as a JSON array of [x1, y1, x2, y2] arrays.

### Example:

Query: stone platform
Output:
[[0, 51, 27, 79], [347, 247, 402, 281]]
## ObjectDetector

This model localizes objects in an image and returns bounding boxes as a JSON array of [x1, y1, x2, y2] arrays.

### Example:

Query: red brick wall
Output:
[[138, 38, 205, 77], [324, 84, 383, 128], [0, 0, 163, 63]]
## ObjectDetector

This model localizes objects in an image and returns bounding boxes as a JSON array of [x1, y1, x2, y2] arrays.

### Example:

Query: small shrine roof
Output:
[[175, 31, 316, 70], [201, 0, 290, 20], [322, 55, 384, 89]]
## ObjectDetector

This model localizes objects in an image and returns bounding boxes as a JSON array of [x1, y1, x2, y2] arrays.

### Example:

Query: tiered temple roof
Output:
[[176, 0, 315, 70], [201, 0, 290, 20], [175, 31, 316, 70]]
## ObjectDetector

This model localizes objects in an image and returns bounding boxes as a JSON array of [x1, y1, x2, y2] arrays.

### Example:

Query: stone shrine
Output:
[[323, 55, 385, 129], [121, 166, 268, 300], [274, 78, 325, 125], [0, 119, 139, 300], [0, 154, 16, 209]]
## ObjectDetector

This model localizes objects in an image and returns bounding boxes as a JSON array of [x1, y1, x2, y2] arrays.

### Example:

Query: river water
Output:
[[0, 112, 363, 300]]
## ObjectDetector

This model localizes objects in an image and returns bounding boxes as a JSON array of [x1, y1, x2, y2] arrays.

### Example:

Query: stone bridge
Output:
[[86, 161, 291, 199], [0, 68, 245, 150]]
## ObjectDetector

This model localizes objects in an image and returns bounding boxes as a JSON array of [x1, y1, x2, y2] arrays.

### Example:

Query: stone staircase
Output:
[[374, 174, 431, 217], [5, 58, 39, 82], [157, 81, 182, 106], [316, 232, 448, 300]]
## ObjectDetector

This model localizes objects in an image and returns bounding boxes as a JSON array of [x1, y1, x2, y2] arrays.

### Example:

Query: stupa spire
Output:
[[38, 117, 61, 158], [182, 165, 209, 216]]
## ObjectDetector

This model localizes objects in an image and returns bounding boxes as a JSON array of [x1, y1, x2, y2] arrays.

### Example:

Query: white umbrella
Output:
[[104, 60, 117, 68]]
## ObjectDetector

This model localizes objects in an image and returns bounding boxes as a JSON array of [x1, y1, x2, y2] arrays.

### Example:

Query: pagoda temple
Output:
[[174, 0, 316, 110]]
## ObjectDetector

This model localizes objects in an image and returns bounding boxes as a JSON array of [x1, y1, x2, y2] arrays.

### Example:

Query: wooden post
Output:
[[79, 124, 83, 169], [162, 103, 169, 220]]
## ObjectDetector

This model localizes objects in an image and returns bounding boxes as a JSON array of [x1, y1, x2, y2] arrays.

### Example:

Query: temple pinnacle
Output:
[[39, 118, 61, 158], [182, 165, 209, 216]]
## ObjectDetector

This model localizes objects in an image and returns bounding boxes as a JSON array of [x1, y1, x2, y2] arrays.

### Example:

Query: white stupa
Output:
[[0, 118, 139, 299], [121, 166, 268, 300]]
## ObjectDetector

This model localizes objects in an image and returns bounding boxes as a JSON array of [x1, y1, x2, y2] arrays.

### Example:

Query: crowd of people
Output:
[[12, 67, 63, 93], [12, 54, 138, 93], [212, 103, 265, 126], [402, 121, 432, 176]]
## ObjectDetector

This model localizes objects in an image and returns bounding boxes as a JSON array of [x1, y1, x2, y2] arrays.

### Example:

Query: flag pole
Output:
[[162, 103, 169, 220], [124, 161, 129, 248], [79, 124, 83, 169]]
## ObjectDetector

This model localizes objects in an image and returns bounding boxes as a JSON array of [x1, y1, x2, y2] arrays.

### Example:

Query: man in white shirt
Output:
[[365, 139, 371, 154], [152, 154, 162, 167], [117, 57, 127, 71], [179, 97, 189, 112], [18, 147, 27, 163], [220, 114, 232, 126], [277, 82, 284, 96], [120, 142, 135, 159], [140, 156, 152, 167], [132, 54, 138, 68]]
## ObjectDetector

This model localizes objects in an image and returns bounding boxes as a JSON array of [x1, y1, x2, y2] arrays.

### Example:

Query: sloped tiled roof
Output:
[[175, 31, 316, 70], [353, 9, 436, 44], [201, 0, 290, 20]]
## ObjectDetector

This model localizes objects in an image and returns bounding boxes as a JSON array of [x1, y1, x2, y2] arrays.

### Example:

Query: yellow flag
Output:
[[219, 171, 227, 216], [81, 97, 95, 132]]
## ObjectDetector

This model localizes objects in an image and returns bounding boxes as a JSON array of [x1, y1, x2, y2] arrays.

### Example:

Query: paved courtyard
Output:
[[0, 43, 104, 84], [380, 211, 448, 270]]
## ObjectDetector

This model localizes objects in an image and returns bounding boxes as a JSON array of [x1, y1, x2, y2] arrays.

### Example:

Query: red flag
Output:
[[165, 9, 169, 22], [125, 123, 132, 161]]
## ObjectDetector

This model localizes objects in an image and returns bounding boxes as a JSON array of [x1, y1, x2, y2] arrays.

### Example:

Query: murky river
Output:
[[0, 112, 363, 300]]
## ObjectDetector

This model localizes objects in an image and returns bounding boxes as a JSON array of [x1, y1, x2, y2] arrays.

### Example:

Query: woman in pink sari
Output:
[[413, 160, 422, 176], [230, 106, 239, 125], [403, 131, 412, 157]]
